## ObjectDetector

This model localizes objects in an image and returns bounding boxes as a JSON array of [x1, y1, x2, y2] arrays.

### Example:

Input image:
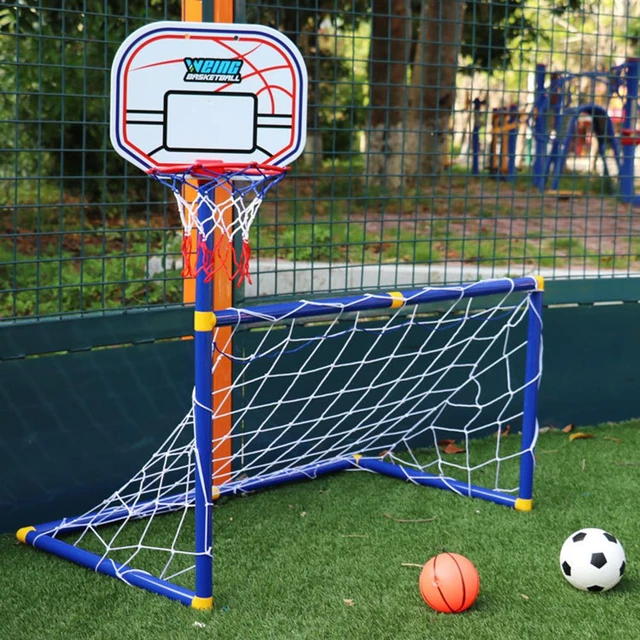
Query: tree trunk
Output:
[[400, 0, 465, 183], [366, 0, 411, 190]]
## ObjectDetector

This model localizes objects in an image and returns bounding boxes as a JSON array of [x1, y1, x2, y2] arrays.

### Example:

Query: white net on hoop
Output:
[[150, 162, 287, 285]]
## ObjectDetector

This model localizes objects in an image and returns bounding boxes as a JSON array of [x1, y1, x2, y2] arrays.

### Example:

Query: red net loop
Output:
[[149, 162, 287, 286]]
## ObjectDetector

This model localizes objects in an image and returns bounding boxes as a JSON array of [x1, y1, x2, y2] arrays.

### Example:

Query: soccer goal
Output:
[[18, 276, 543, 608]]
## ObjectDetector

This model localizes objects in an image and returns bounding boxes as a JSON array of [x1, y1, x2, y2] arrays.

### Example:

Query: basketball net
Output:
[[149, 162, 287, 285]]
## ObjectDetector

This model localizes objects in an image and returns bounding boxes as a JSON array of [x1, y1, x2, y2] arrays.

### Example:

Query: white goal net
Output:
[[22, 277, 542, 605]]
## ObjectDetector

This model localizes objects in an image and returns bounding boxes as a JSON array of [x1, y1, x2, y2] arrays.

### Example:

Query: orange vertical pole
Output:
[[182, 0, 202, 21], [181, 1, 202, 305], [181, 0, 235, 485], [211, 0, 235, 485]]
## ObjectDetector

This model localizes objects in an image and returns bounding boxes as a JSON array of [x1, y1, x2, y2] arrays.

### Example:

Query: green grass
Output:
[[2, 420, 640, 639], [0, 233, 183, 317]]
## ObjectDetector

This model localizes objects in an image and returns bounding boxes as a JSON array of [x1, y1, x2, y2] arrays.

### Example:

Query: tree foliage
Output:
[[3, 0, 625, 188], [459, 0, 539, 72], [0, 1, 179, 196]]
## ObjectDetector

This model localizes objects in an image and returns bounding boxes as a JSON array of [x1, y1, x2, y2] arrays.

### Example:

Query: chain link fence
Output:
[[2, 0, 639, 321]]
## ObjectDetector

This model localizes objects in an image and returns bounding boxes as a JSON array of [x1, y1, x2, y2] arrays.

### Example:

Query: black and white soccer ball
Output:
[[559, 528, 626, 592]]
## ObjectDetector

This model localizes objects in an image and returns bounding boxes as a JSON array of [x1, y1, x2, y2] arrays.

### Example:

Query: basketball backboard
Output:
[[110, 21, 308, 172]]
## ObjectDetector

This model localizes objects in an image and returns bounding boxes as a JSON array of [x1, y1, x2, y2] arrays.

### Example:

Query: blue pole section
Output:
[[551, 113, 577, 192], [355, 458, 517, 508], [192, 187, 215, 609], [19, 529, 196, 607], [213, 276, 539, 327], [507, 104, 519, 180], [471, 98, 481, 175], [516, 287, 543, 511], [620, 58, 639, 204], [606, 114, 621, 169], [532, 64, 547, 191], [545, 78, 565, 189]]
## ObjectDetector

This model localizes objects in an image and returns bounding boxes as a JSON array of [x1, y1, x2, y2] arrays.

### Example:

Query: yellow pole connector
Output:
[[191, 596, 214, 610], [388, 291, 405, 308], [16, 526, 35, 544], [194, 311, 216, 332], [514, 498, 533, 512]]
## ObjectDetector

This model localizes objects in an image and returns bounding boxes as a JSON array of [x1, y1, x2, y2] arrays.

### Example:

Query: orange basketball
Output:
[[419, 552, 480, 613]]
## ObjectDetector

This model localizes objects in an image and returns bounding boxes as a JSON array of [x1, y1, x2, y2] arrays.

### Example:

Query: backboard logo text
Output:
[[183, 58, 243, 83]]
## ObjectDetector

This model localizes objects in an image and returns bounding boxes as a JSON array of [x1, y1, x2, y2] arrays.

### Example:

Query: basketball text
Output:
[[183, 58, 243, 83]]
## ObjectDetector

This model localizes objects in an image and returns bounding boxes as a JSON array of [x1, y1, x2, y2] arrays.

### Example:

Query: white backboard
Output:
[[110, 21, 308, 172]]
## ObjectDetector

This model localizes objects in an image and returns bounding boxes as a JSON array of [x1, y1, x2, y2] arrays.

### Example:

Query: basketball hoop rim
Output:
[[147, 161, 289, 180], [147, 159, 288, 286]]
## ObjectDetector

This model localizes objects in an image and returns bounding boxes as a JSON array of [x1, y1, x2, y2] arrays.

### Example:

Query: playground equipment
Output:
[[531, 58, 640, 205], [471, 100, 522, 180]]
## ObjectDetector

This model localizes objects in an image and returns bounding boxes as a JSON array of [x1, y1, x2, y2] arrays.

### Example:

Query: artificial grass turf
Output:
[[1, 420, 639, 640]]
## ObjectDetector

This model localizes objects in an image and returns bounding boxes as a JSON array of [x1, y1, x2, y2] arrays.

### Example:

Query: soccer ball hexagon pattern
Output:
[[559, 528, 626, 592]]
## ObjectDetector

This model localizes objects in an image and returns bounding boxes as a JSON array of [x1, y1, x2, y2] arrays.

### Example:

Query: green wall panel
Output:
[[0, 340, 193, 533], [0, 307, 191, 361], [538, 302, 640, 428], [1, 301, 639, 534], [544, 279, 640, 305]]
